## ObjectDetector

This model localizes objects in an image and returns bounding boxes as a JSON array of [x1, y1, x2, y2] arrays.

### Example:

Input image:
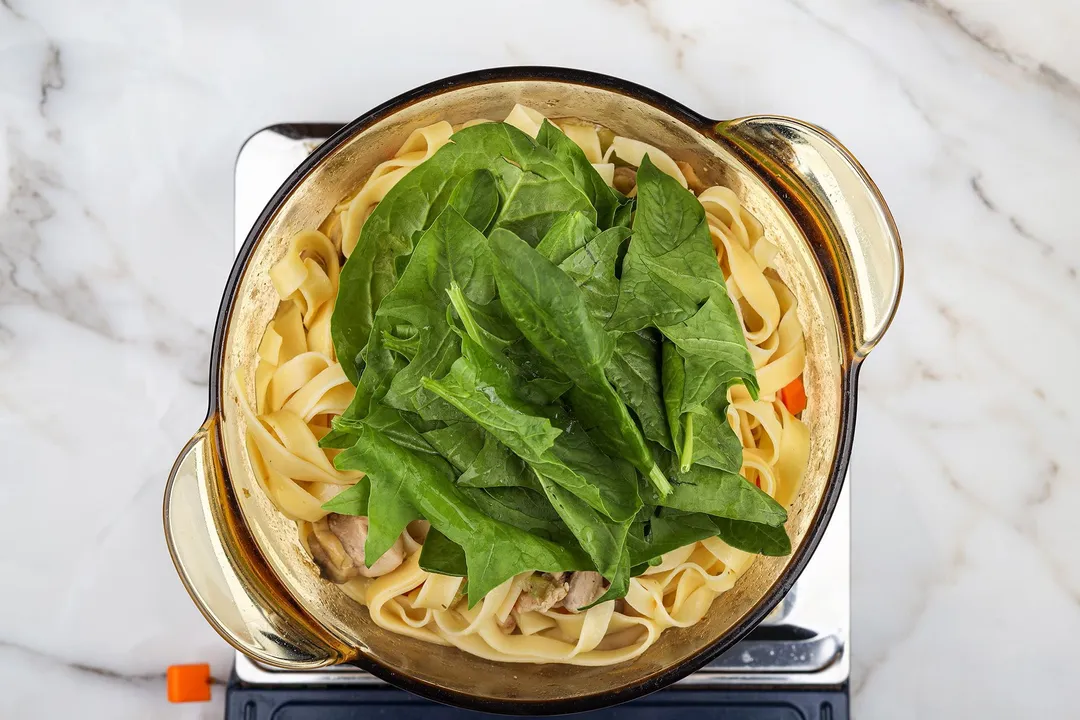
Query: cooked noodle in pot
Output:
[[235, 105, 810, 665]]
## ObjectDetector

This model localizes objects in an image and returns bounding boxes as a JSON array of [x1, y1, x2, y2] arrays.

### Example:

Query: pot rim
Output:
[[205, 65, 863, 714]]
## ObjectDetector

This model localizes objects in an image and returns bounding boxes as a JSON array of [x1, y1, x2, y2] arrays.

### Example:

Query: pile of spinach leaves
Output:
[[322, 120, 789, 608]]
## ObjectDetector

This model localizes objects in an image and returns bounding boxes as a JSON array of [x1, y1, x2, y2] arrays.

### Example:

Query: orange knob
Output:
[[167, 663, 211, 703]]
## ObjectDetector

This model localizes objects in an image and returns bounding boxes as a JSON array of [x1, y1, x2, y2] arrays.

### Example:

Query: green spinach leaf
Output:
[[606, 331, 671, 449], [381, 330, 420, 361], [649, 459, 787, 528], [447, 168, 499, 232], [457, 433, 542, 493], [712, 517, 791, 556], [423, 337, 641, 523], [536, 120, 623, 229], [422, 356, 563, 460], [535, 211, 599, 265], [557, 226, 630, 325], [627, 510, 719, 567], [421, 421, 486, 472], [607, 155, 724, 331], [329, 404, 439, 456], [320, 479, 370, 516], [340, 207, 492, 427], [609, 156, 758, 456], [658, 295, 759, 415], [334, 422, 588, 606], [535, 474, 631, 580], [418, 528, 468, 577], [547, 225, 671, 454], [447, 278, 574, 409], [487, 228, 669, 495], [335, 439, 421, 563], [461, 486, 569, 541], [319, 425, 360, 450], [333, 122, 592, 383], [591, 547, 631, 606], [612, 197, 635, 228], [380, 208, 498, 417], [490, 159, 594, 246]]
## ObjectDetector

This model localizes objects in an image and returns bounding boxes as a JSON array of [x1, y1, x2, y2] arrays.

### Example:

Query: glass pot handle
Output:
[[716, 116, 903, 358], [163, 418, 347, 669]]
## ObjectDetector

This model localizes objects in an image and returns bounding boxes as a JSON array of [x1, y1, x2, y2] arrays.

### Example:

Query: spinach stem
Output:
[[648, 463, 672, 497], [446, 282, 483, 344], [680, 414, 694, 473]]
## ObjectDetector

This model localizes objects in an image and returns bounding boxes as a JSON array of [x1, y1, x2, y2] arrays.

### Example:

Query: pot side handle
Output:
[[716, 116, 903, 358], [163, 420, 347, 669]]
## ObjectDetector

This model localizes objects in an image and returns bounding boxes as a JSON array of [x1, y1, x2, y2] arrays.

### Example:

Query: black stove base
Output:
[[225, 677, 848, 719]]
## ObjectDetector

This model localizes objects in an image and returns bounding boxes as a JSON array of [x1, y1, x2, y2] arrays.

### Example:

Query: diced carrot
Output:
[[779, 376, 807, 415], [167, 664, 211, 703]]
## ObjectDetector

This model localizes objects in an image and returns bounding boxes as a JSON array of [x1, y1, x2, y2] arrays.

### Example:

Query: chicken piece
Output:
[[308, 514, 406, 583], [561, 571, 606, 613], [514, 573, 569, 613], [308, 518, 358, 584], [613, 166, 637, 195], [327, 514, 406, 578]]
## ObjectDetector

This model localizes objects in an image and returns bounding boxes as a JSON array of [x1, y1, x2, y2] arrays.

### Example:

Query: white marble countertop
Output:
[[2, 0, 1078, 717]]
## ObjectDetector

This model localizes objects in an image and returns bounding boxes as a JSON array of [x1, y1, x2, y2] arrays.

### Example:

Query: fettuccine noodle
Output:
[[237, 105, 810, 665]]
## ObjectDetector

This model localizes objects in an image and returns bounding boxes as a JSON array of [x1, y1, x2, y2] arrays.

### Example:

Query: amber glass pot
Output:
[[164, 67, 902, 714]]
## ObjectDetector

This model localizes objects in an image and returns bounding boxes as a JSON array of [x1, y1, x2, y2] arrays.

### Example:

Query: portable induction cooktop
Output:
[[223, 124, 851, 719]]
